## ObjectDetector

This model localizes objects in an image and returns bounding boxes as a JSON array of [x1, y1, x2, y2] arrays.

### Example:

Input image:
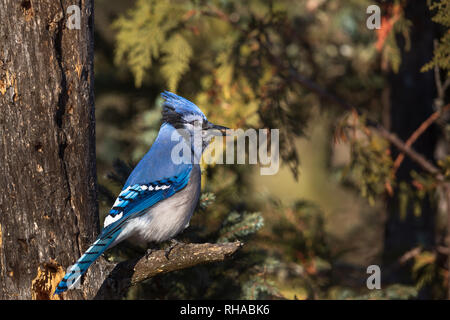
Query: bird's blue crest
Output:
[[161, 91, 206, 118]]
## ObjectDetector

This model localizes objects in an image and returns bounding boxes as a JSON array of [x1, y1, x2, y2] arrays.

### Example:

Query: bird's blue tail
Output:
[[54, 230, 121, 295]]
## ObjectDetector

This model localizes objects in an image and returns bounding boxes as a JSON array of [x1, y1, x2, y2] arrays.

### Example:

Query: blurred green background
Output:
[[94, 0, 450, 299]]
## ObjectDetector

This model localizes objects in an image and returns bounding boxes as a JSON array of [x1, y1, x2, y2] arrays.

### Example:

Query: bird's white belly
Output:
[[114, 165, 201, 245]]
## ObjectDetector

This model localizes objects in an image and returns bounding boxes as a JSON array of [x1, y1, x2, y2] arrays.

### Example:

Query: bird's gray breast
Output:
[[122, 165, 201, 244]]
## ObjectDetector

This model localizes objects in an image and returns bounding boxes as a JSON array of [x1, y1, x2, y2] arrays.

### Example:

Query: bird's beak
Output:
[[204, 122, 230, 135]]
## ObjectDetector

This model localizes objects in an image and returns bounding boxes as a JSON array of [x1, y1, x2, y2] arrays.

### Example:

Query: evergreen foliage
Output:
[[422, 0, 450, 74], [218, 211, 264, 243], [114, 0, 192, 89]]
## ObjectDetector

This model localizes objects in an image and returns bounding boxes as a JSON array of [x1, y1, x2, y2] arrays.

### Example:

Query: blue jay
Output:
[[55, 91, 228, 295]]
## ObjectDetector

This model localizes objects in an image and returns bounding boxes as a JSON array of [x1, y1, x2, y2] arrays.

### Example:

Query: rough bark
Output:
[[0, 0, 104, 299], [382, 0, 438, 292]]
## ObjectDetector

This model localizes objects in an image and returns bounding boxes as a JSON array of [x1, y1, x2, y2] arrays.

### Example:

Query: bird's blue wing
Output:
[[99, 165, 192, 239]]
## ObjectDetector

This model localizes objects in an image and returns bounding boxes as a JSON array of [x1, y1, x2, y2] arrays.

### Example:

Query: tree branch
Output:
[[92, 241, 242, 300], [392, 104, 450, 175], [375, 125, 443, 180]]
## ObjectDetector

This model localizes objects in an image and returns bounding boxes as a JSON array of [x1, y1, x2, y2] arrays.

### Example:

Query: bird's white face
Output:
[[181, 113, 217, 150], [181, 113, 206, 132], [162, 104, 228, 151]]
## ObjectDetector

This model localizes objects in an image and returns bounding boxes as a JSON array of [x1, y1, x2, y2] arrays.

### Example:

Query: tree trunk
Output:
[[0, 0, 105, 299], [382, 0, 437, 293]]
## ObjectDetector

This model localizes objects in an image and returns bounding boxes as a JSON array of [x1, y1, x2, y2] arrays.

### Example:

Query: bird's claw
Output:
[[164, 239, 182, 260]]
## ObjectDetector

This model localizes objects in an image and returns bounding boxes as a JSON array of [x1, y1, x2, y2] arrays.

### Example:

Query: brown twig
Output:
[[392, 104, 450, 176], [375, 126, 444, 180], [398, 247, 422, 265]]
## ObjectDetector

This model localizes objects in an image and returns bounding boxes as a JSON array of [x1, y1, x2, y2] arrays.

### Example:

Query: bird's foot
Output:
[[145, 243, 159, 259], [164, 239, 183, 260]]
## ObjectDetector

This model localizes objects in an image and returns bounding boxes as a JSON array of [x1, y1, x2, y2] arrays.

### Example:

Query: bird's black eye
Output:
[[188, 119, 203, 126]]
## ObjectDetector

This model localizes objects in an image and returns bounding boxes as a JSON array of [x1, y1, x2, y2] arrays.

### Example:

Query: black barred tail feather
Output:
[[54, 230, 121, 295]]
